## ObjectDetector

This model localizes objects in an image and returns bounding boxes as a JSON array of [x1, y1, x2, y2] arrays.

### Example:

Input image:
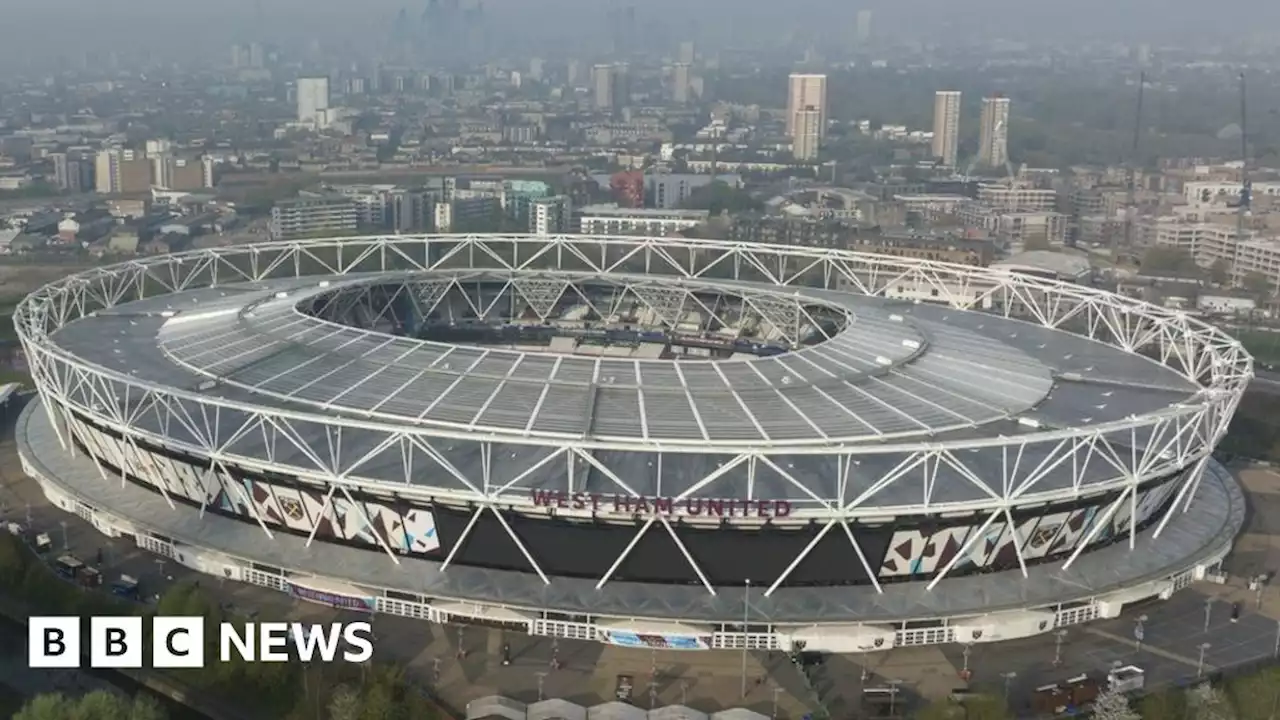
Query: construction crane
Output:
[[1119, 72, 1145, 264], [1234, 71, 1251, 275]]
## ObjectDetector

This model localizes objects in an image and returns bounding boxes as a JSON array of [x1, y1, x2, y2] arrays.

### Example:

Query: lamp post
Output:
[[1053, 630, 1068, 667], [1001, 671, 1017, 704], [740, 578, 751, 699], [1133, 614, 1148, 653], [1204, 598, 1213, 633], [1197, 643, 1211, 678], [535, 671, 547, 701], [771, 687, 783, 719], [886, 679, 903, 716]]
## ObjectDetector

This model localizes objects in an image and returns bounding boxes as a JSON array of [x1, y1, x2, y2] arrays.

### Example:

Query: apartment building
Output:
[[94, 149, 152, 194], [1145, 217, 1280, 285], [792, 108, 822, 161], [995, 212, 1067, 248], [1071, 186, 1128, 218], [531, 196, 572, 235], [727, 215, 852, 248], [576, 205, 709, 235], [1183, 181, 1280, 206], [931, 91, 961, 168], [270, 195, 358, 239], [786, 73, 827, 138], [152, 156, 206, 192], [977, 184, 1057, 212], [434, 196, 499, 232], [977, 96, 1010, 168]]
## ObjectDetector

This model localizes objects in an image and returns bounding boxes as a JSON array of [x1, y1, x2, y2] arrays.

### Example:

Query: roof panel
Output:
[[78, 271, 1197, 446]]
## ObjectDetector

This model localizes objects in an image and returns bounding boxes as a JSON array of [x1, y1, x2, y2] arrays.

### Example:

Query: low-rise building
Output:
[[434, 196, 499, 232], [727, 215, 852, 248], [976, 184, 1058, 212], [849, 233, 994, 266], [576, 205, 709, 236], [531, 196, 572, 235], [270, 195, 359, 240]]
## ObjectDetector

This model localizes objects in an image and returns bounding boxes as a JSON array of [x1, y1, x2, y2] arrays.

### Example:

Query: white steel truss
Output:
[[15, 234, 1253, 593]]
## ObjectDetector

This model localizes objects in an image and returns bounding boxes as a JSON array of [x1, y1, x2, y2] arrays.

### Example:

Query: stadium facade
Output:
[[14, 235, 1250, 652]]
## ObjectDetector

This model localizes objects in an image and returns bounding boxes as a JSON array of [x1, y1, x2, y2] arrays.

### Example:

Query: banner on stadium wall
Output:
[[286, 582, 376, 612], [599, 630, 711, 650]]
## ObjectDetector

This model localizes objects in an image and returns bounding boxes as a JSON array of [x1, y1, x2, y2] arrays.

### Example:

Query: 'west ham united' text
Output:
[[530, 491, 792, 518]]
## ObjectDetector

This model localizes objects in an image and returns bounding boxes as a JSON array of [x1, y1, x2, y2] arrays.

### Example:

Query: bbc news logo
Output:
[[29, 617, 374, 668]]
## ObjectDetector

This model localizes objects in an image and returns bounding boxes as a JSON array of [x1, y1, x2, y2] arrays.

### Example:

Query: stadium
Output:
[[13, 234, 1252, 652]]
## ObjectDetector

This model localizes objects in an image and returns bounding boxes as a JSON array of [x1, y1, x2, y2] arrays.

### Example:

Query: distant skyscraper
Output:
[[610, 64, 631, 112], [51, 153, 72, 191], [1136, 43, 1151, 67], [592, 64, 613, 110], [608, 6, 636, 55], [529, 57, 544, 82], [932, 91, 961, 168], [792, 108, 822, 161], [296, 77, 331, 126], [855, 10, 872, 44], [787, 73, 827, 138], [678, 40, 696, 65], [94, 149, 150, 194], [978, 95, 1011, 168], [94, 150, 122, 194], [567, 59, 582, 86], [672, 63, 692, 104]]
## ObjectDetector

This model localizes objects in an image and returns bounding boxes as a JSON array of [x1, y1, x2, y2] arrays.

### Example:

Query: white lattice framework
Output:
[[14, 235, 1253, 594]]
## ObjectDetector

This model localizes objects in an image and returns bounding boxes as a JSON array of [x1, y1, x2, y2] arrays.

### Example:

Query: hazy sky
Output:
[[1, 0, 1276, 66]]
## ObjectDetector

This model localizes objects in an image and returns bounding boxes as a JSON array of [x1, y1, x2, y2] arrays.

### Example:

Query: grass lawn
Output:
[[0, 369, 31, 387], [1234, 329, 1280, 365]]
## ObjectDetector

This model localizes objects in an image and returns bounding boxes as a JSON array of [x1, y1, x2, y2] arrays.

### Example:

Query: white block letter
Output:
[[90, 616, 142, 668], [154, 616, 205, 668], [29, 617, 80, 668]]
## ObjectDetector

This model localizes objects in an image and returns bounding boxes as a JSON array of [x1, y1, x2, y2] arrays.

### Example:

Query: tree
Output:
[[960, 694, 1014, 720], [1209, 259, 1231, 286], [913, 699, 966, 719], [1241, 271, 1272, 299], [1140, 247, 1199, 274], [13, 691, 166, 720], [0, 532, 29, 586], [1223, 665, 1280, 720], [680, 181, 762, 216], [1189, 683, 1236, 720], [915, 695, 1010, 720], [1023, 235, 1052, 252], [328, 685, 361, 720], [1090, 687, 1140, 720], [1138, 689, 1188, 720]]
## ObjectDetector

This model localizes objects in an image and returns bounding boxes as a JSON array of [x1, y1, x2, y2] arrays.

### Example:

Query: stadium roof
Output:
[[55, 273, 1194, 450]]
